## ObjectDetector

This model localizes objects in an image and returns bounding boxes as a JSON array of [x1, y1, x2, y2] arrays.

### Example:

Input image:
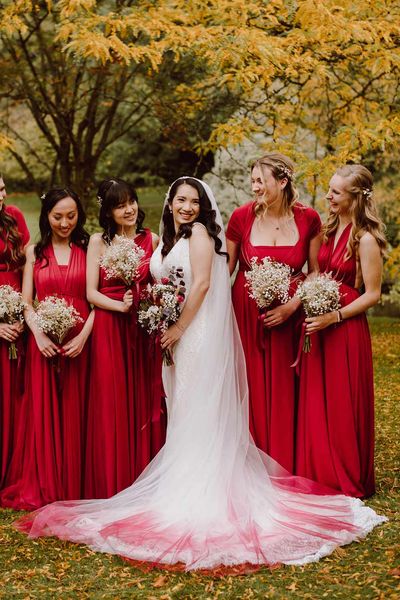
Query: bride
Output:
[[16, 177, 386, 570]]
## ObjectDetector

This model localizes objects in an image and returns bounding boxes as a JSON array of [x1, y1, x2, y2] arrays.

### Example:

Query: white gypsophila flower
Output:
[[35, 296, 83, 344], [99, 235, 146, 286], [295, 273, 341, 317], [138, 305, 163, 334], [0, 285, 25, 323], [245, 257, 291, 309]]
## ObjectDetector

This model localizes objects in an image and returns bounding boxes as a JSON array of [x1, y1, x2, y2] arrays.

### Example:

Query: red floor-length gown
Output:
[[0, 243, 90, 509], [0, 205, 29, 489], [296, 224, 375, 498], [85, 229, 165, 499], [227, 201, 321, 473]]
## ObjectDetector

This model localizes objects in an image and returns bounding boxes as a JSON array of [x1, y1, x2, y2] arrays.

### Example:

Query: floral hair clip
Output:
[[40, 193, 46, 200], [280, 166, 293, 180], [362, 188, 372, 199], [97, 195, 103, 207]]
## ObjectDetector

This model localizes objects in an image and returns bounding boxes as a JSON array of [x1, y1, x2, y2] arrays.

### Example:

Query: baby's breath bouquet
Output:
[[0, 284, 26, 359], [99, 235, 146, 286], [245, 257, 291, 310], [35, 296, 83, 346], [295, 273, 341, 351], [138, 266, 186, 366]]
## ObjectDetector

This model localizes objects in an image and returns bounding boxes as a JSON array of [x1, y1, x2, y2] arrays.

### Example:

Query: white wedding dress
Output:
[[16, 180, 386, 570]]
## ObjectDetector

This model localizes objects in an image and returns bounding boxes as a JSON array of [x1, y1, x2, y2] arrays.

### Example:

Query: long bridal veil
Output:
[[16, 178, 386, 570]]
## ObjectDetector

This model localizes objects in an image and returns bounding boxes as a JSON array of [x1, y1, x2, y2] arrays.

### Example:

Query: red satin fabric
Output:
[[84, 230, 165, 499], [0, 205, 29, 489], [227, 201, 321, 473], [0, 243, 90, 509], [296, 224, 375, 498]]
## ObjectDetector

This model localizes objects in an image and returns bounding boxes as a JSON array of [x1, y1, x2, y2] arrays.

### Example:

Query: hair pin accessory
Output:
[[40, 193, 46, 200], [362, 188, 372, 199], [280, 166, 293, 179], [97, 195, 103, 207]]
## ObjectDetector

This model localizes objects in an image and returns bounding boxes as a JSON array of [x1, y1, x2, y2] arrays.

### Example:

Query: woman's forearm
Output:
[[80, 309, 95, 338], [87, 289, 126, 312], [24, 304, 41, 337], [339, 290, 381, 320]]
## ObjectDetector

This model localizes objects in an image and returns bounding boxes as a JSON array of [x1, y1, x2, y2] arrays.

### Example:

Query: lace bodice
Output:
[[150, 236, 207, 411]]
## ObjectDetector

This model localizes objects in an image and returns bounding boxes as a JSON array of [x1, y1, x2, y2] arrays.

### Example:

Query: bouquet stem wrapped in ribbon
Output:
[[138, 267, 186, 366], [0, 285, 26, 359]]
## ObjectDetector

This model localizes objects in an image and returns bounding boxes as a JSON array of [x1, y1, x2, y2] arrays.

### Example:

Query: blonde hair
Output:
[[323, 164, 387, 259], [251, 153, 299, 217]]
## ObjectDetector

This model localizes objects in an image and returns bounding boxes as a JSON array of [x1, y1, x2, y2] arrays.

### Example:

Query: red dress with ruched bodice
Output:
[[296, 224, 375, 497], [84, 230, 165, 499], [0, 205, 29, 489], [1, 243, 90, 509], [226, 201, 321, 472]]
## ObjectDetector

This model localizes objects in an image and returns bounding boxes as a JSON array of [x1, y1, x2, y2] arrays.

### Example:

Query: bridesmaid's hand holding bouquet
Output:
[[295, 273, 341, 351], [0, 284, 26, 359], [138, 266, 185, 366]]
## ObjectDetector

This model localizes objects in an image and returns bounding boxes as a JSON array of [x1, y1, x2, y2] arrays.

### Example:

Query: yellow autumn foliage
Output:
[[0, 0, 399, 203]]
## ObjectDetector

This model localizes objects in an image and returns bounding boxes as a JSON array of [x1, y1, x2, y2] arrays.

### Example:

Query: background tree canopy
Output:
[[0, 0, 399, 212]]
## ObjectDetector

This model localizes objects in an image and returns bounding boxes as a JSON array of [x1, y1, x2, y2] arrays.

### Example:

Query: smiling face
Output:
[[251, 165, 285, 206], [48, 196, 78, 240], [326, 174, 353, 217], [170, 183, 201, 232], [111, 197, 138, 231], [0, 178, 6, 211]]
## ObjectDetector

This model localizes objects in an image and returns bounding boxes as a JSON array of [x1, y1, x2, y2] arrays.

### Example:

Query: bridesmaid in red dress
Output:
[[1, 188, 93, 509], [226, 153, 321, 472], [85, 178, 164, 499], [0, 177, 30, 489], [296, 164, 386, 498]]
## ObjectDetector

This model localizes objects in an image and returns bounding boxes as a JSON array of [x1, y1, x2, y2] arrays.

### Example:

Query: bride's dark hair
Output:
[[161, 177, 227, 259]]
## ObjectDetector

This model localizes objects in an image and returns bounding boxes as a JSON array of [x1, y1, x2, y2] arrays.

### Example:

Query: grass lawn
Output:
[[0, 317, 398, 599]]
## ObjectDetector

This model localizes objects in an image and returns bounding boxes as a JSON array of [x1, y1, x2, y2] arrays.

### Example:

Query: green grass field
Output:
[[0, 317, 399, 599]]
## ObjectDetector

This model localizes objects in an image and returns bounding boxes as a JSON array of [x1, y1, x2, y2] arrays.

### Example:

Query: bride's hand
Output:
[[160, 324, 183, 350]]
